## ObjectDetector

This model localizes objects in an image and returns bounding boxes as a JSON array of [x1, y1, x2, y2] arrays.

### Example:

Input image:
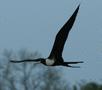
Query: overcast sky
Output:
[[0, 0, 102, 84]]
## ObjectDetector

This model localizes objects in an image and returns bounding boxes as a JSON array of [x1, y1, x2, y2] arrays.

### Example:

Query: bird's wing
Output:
[[10, 58, 43, 63], [48, 5, 80, 59]]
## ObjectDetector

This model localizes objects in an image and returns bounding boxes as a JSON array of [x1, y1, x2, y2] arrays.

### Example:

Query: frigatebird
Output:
[[10, 4, 83, 68]]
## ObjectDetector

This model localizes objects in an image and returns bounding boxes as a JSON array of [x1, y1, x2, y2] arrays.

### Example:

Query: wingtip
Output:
[[76, 4, 80, 12], [78, 3, 80, 7], [10, 59, 25, 63], [78, 4, 80, 9], [79, 61, 84, 63], [10, 60, 19, 63], [71, 4, 80, 19]]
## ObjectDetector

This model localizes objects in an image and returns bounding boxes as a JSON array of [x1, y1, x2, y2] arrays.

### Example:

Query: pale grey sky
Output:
[[0, 0, 102, 84]]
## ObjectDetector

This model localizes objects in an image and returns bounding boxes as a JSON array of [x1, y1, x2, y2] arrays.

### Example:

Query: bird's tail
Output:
[[65, 61, 83, 64], [63, 61, 83, 68]]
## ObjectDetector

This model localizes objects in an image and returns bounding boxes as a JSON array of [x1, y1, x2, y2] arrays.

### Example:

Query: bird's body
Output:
[[10, 4, 83, 68], [45, 58, 55, 66]]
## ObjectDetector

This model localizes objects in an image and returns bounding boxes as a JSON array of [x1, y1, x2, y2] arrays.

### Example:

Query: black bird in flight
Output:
[[10, 4, 83, 68]]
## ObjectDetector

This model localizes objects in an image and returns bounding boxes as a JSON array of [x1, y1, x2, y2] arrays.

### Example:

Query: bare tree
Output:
[[0, 49, 41, 90], [0, 49, 69, 90], [0, 49, 16, 90], [40, 67, 69, 90], [1, 49, 102, 90]]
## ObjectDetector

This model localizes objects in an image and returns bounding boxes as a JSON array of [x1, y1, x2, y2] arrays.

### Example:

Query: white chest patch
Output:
[[46, 59, 55, 66]]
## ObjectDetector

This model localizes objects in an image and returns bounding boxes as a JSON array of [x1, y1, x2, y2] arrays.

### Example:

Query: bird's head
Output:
[[40, 58, 46, 65]]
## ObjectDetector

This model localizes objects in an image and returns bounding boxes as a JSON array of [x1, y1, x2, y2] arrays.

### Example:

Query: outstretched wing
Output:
[[48, 5, 80, 59], [10, 58, 43, 63]]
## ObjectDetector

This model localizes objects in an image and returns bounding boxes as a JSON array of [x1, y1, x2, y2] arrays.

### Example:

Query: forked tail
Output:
[[63, 61, 83, 68]]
